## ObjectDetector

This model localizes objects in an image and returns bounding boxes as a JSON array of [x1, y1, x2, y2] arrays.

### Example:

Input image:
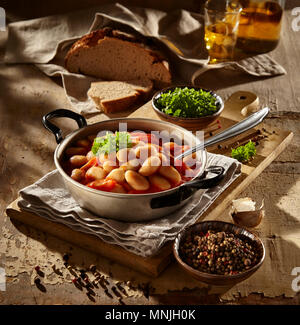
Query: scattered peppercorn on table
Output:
[[1, 0, 300, 305]]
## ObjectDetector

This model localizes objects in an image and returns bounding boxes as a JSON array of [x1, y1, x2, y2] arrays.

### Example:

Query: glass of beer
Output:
[[236, 0, 285, 54], [204, 0, 242, 64]]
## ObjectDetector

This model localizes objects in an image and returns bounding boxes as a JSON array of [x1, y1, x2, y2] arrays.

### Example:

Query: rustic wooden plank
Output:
[[202, 131, 293, 221], [5, 199, 173, 278]]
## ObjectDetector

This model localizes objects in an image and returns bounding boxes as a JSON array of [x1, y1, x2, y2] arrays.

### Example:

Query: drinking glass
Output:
[[204, 0, 242, 64], [236, 0, 285, 53]]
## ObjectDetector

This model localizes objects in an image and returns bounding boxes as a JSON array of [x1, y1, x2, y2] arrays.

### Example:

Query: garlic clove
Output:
[[231, 198, 264, 228], [232, 197, 256, 212]]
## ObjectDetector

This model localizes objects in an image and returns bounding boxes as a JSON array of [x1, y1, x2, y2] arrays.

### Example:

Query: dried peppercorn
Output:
[[104, 289, 113, 299], [34, 278, 46, 292], [79, 270, 87, 279], [34, 277, 41, 285], [63, 253, 70, 262], [34, 266, 44, 277], [180, 230, 259, 275], [116, 282, 127, 296], [89, 264, 97, 273], [111, 286, 122, 299], [118, 297, 126, 305], [86, 292, 96, 302]]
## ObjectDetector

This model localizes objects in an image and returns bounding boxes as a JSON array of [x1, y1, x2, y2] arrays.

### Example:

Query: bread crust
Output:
[[101, 95, 139, 114], [65, 28, 171, 88], [87, 79, 153, 114]]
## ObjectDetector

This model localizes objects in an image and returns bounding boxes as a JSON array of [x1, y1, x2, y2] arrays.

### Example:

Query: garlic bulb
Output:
[[231, 197, 264, 228]]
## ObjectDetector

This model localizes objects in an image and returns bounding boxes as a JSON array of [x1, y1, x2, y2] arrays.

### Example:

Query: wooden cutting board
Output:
[[5, 91, 293, 277]]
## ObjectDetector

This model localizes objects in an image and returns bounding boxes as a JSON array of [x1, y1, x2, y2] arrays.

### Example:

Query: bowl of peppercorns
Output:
[[173, 221, 265, 286]]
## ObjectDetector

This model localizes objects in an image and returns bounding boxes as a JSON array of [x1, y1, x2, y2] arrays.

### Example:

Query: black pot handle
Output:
[[181, 166, 225, 190], [42, 109, 87, 144], [150, 165, 225, 209]]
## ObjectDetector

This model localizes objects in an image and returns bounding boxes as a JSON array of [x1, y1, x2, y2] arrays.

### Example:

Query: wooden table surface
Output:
[[0, 1, 300, 305]]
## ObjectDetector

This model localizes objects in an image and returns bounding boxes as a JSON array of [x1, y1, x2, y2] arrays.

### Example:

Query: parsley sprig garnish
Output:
[[155, 87, 219, 118], [91, 132, 132, 155], [231, 141, 256, 162]]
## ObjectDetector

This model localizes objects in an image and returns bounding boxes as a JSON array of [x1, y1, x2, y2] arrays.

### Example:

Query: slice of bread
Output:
[[87, 79, 153, 114], [65, 28, 171, 89]]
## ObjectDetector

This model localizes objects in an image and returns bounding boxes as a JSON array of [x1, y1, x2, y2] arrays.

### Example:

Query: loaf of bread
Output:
[[87, 79, 153, 114], [65, 28, 172, 89]]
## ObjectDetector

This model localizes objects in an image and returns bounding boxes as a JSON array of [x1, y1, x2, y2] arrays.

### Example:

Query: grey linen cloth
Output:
[[4, 3, 286, 115], [18, 152, 241, 257]]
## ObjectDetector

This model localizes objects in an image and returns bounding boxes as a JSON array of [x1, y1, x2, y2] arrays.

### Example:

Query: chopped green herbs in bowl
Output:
[[156, 87, 219, 118], [152, 86, 224, 130]]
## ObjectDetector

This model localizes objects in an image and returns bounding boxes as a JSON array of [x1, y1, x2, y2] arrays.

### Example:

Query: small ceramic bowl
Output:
[[152, 86, 224, 130], [173, 221, 265, 286]]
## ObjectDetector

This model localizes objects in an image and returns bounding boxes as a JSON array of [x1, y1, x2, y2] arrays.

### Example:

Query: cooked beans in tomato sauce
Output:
[[62, 131, 201, 194]]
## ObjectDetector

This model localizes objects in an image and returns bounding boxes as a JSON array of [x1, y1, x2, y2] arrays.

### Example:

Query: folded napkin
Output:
[[18, 152, 241, 257], [4, 3, 286, 115]]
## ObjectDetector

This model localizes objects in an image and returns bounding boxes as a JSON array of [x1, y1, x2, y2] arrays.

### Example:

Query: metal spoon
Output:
[[175, 107, 269, 161]]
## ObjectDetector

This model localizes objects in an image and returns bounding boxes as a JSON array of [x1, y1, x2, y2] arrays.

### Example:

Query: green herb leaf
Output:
[[91, 135, 107, 155], [231, 141, 256, 162], [155, 87, 219, 118], [91, 132, 132, 156]]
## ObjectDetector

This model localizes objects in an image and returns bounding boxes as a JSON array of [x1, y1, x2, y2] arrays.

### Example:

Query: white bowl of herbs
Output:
[[152, 86, 224, 130]]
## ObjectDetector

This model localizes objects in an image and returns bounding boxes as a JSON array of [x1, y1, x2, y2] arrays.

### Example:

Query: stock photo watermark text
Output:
[[0, 7, 5, 31], [0, 267, 6, 291], [292, 7, 300, 32], [291, 267, 300, 292]]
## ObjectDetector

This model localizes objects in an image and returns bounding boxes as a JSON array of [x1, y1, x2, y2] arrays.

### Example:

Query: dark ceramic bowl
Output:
[[173, 221, 265, 286], [152, 86, 224, 130]]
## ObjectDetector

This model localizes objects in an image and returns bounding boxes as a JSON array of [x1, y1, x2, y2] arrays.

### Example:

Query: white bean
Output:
[[149, 174, 171, 191], [158, 152, 170, 166], [102, 160, 117, 173], [66, 147, 87, 156], [86, 150, 95, 161], [76, 139, 90, 148], [106, 168, 125, 183], [138, 156, 161, 176], [162, 142, 175, 152], [131, 140, 146, 148], [69, 155, 88, 167], [71, 169, 84, 181], [120, 159, 140, 171], [125, 170, 150, 191], [98, 152, 117, 165], [86, 166, 107, 180], [152, 143, 161, 152], [135, 144, 158, 160], [131, 139, 145, 147], [116, 148, 132, 163], [159, 166, 181, 185], [183, 152, 197, 167], [184, 166, 196, 178]]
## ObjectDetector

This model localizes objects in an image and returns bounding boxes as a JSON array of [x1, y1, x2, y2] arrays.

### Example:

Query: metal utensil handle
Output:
[[175, 107, 269, 160]]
